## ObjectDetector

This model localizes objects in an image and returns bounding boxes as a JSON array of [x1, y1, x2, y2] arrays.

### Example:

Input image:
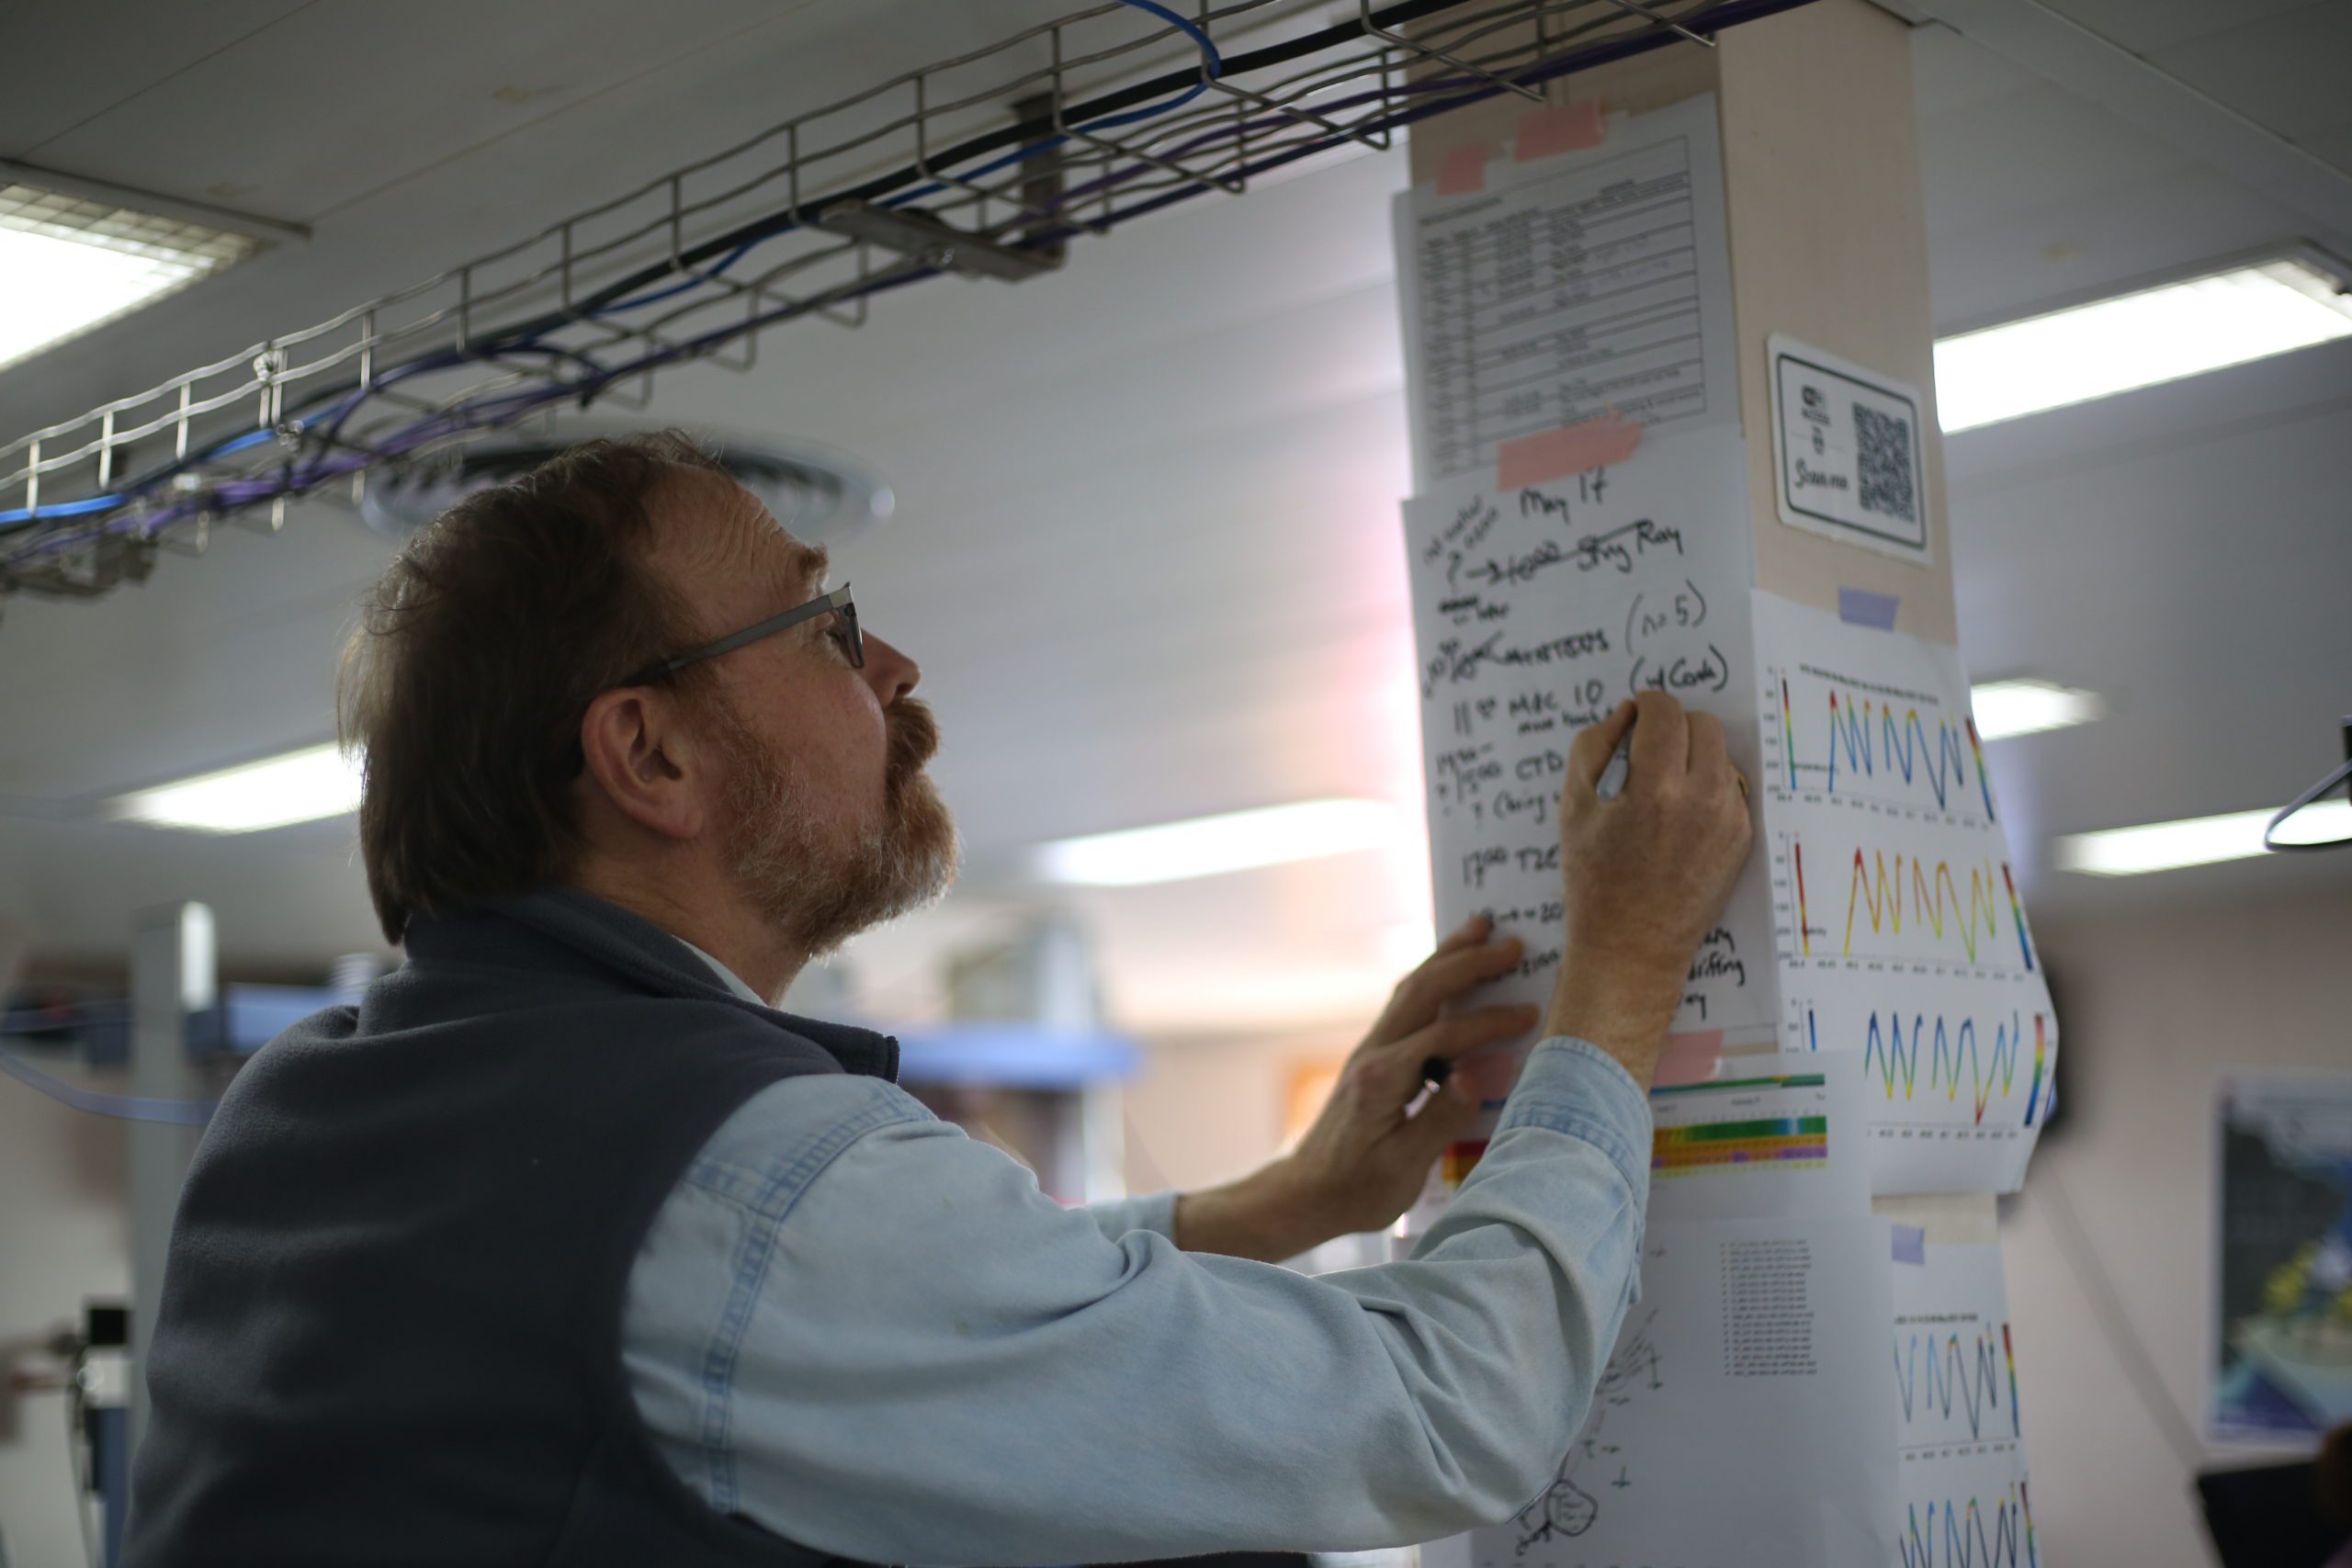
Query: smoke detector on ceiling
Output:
[[355, 420, 893, 545]]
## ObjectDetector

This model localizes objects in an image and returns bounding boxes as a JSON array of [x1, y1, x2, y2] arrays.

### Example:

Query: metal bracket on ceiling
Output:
[[0, 0, 1747, 592], [810, 199, 1062, 281]]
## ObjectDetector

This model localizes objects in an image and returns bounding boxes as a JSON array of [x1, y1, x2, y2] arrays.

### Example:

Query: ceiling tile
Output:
[[2143, 3, 2352, 142], [1917, 82, 2197, 238], [2035, 0, 2328, 55], [2298, 120, 2352, 178], [1907, 23, 2038, 120], [28, 0, 811, 222], [0, 1, 311, 160]]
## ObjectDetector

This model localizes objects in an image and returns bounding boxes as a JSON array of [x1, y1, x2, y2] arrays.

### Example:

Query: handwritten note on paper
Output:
[[1402, 425, 1774, 1038]]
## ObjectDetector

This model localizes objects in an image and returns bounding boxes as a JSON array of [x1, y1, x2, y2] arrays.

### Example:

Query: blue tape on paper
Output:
[[1838, 586, 1901, 629], [1892, 1224, 1927, 1265]]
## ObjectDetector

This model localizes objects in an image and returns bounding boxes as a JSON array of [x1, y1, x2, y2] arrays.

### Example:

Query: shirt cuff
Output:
[[1489, 1035, 1653, 1201], [1083, 1189, 1180, 1242]]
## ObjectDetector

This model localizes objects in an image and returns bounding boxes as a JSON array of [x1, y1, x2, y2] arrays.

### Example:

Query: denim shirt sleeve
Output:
[[1081, 1189, 1180, 1243], [621, 1035, 1650, 1565]]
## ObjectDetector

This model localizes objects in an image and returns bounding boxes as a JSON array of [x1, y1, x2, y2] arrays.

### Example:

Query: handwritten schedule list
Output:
[[1401, 426, 1772, 1038]]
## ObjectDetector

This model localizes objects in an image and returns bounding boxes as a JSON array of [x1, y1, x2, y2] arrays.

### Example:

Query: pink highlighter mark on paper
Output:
[[1436, 142, 1489, 195], [1653, 1031, 1725, 1088], [1495, 413, 1643, 489], [1515, 100, 1606, 162]]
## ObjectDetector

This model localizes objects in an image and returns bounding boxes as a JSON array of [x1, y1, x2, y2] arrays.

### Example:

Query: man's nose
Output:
[[865, 631, 920, 705]]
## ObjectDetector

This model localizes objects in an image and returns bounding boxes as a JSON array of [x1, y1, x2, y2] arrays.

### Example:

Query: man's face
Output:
[[648, 466, 957, 956]]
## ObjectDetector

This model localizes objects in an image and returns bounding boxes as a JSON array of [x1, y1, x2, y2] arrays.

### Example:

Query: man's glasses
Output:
[[623, 583, 861, 686]]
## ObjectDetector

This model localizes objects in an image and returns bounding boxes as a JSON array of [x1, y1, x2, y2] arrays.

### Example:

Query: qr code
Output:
[[1852, 403, 1916, 523]]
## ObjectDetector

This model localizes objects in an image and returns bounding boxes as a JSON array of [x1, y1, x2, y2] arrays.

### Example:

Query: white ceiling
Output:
[[1, 1, 2348, 1030]]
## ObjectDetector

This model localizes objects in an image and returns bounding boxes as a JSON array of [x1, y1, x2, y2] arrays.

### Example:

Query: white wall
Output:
[[0, 1074, 129, 1566], [2004, 882, 2352, 1568]]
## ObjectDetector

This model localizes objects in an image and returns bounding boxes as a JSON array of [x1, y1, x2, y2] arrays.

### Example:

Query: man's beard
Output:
[[708, 692, 958, 959]]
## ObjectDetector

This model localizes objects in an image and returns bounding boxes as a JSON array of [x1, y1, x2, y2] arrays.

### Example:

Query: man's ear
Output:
[[578, 687, 706, 842]]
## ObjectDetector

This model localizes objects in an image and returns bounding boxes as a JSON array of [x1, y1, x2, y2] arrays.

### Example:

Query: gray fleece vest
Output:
[[122, 886, 897, 1567]]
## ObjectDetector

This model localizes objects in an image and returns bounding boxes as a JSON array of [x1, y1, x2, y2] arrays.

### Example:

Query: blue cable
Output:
[[0, 0, 1223, 528], [877, 2, 1223, 210]]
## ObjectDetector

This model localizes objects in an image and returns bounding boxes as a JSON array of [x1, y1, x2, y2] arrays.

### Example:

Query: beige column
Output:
[[1405, 0, 1997, 1254], [1408, 0, 1959, 642]]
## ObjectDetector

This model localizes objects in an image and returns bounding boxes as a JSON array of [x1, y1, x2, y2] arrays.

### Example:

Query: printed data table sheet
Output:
[[1396, 93, 1738, 489]]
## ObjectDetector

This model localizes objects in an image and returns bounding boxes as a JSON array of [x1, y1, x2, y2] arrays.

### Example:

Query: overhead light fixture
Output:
[[2055, 799, 2352, 876], [1936, 247, 2352, 434], [110, 743, 363, 834], [1970, 678, 2100, 741], [0, 181, 266, 374], [356, 420, 892, 546], [1036, 799, 1401, 886]]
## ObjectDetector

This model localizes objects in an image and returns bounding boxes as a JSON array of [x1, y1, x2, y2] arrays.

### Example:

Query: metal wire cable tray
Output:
[[0, 0, 1790, 601]]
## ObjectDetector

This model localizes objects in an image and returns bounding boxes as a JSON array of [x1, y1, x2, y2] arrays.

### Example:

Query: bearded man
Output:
[[122, 431, 1751, 1566]]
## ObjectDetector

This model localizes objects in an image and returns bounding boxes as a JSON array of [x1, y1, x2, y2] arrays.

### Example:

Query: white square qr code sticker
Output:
[[1768, 334, 1931, 564]]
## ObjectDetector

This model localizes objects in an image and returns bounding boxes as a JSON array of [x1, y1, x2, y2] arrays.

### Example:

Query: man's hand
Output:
[[1544, 690, 1753, 1086], [1171, 914, 1535, 1261]]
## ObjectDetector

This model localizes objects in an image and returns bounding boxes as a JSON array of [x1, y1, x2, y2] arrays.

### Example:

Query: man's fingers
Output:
[[1686, 710, 1729, 781], [1365, 1004, 1535, 1109], [1626, 689, 1690, 782], [1403, 1003, 1542, 1064], [1405, 1067, 1485, 1149], [1372, 935, 1526, 1041], [1430, 910, 1492, 959], [1567, 698, 1638, 803]]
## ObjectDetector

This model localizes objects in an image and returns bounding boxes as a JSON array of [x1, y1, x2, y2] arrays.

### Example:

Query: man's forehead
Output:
[[725, 516, 831, 607], [786, 537, 831, 593], [653, 465, 826, 597]]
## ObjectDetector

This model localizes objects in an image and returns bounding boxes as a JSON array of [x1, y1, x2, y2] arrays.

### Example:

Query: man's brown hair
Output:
[[339, 429, 727, 942]]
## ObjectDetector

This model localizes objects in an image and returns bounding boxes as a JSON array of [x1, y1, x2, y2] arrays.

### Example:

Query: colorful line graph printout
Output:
[[1752, 589, 2058, 1192], [1893, 1240, 2038, 1568], [1646, 1052, 1870, 1222], [1775, 814, 2036, 976], [1754, 591, 2000, 829], [1788, 972, 2057, 1194]]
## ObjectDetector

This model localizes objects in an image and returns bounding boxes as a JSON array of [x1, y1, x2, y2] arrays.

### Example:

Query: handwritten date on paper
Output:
[[1403, 437, 1762, 1033]]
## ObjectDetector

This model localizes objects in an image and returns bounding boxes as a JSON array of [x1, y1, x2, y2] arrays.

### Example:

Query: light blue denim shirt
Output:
[[627, 946, 1651, 1564]]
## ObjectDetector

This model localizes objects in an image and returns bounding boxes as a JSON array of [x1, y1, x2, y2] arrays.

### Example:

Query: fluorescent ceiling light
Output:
[[1936, 253, 2352, 433], [2055, 799, 2352, 876], [1969, 678, 2100, 741], [111, 743, 363, 834], [1037, 799, 1400, 886], [0, 183, 263, 374]]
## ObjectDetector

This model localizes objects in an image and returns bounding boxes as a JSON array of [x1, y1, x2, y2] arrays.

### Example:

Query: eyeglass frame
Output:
[[620, 582, 862, 687]]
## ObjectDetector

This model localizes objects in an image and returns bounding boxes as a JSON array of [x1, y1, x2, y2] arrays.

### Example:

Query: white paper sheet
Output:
[[1751, 590, 2058, 1194], [1891, 1240, 2039, 1567], [1648, 1050, 1871, 1222], [1453, 1215, 1899, 1568], [1400, 424, 1771, 1043], [1395, 94, 1738, 491], [1790, 974, 2055, 1195]]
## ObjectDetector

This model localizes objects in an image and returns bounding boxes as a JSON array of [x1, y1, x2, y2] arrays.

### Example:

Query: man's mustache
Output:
[[888, 697, 939, 782]]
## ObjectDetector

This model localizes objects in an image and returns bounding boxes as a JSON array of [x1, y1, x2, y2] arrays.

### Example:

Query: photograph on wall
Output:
[[2212, 1073, 2352, 1442]]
